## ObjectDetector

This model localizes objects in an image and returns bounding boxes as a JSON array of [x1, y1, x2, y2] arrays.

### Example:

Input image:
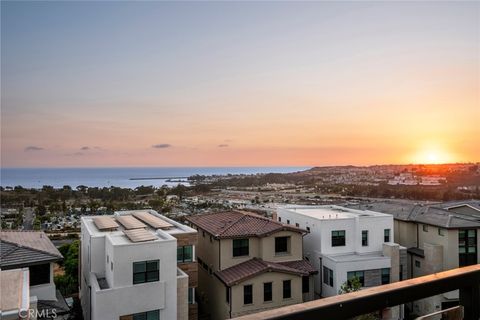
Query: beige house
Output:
[[348, 200, 480, 317], [186, 211, 316, 320]]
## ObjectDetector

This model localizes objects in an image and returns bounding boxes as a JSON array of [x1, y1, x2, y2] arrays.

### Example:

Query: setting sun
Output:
[[411, 146, 455, 165]]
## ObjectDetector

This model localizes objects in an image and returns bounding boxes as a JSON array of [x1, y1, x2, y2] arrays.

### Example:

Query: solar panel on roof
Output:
[[123, 229, 157, 242], [115, 215, 147, 230], [93, 216, 119, 231], [132, 211, 173, 229]]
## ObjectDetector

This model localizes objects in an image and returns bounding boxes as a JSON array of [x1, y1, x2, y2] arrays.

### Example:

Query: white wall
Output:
[[30, 262, 57, 301]]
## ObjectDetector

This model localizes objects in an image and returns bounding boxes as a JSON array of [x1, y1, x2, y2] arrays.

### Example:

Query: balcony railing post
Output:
[[459, 282, 480, 320]]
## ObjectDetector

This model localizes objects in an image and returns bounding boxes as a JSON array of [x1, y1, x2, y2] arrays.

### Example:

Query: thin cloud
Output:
[[25, 146, 44, 151], [152, 144, 172, 149], [81, 146, 90, 150], [218, 144, 229, 148]]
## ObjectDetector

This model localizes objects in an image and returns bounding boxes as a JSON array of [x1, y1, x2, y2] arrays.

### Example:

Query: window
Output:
[[347, 271, 365, 286], [415, 260, 421, 268], [323, 266, 333, 287], [361, 230, 368, 246], [233, 239, 249, 257], [226, 287, 230, 303], [133, 260, 159, 284], [283, 280, 291, 299], [381, 268, 390, 285], [306, 227, 310, 232], [384, 229, 391, 242], [287, 220, 290, 224], [107, 255, 109, 263], [202, 231, 205, 237], [30, 263, 50, 286], [295, 223, 299, 227], [332, 230, 346, 247], [188, 287, 195, 304], [438, 228, 446, 236], [177, 245, 193, 263], [264, 282, 272, 302], [275, 236, 290, 254], [278, 217, 281, 222], [459, 229, 477, 267], [111, 261, 113, 271], [423, 225, 428, 232], [244, 285, 253, 304], [302, 276, 310, 293], [121, 309, 160, 320]]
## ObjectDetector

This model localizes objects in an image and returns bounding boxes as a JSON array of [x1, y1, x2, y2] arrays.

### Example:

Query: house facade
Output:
[[347, 200, 480, 317], [186, 210, 316, 320], [80, 210, 197, 320], [277, 206, 406, 298]]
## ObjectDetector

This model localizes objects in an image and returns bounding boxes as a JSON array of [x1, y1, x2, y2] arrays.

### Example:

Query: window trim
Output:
[[361, 230, 368, 247], [283, 280, 292, 299], [263, 282, 273, 302], [133, 260, 160, 285], [275, 236, 290, 255], [331, 230, 346, 247], [243, 284, 253, 305], [233, 238, 249, 257]]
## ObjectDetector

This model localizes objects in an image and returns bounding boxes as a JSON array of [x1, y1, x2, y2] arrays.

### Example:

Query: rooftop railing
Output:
[[233, 264, 480, 320]]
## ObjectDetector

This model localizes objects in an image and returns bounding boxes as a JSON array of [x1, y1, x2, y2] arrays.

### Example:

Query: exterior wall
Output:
[[321, 255, 391, 297], [196, 228, 221, 270], [230, 272, 303, 319], [174, 232, 198, 320], [259, 231, 303, 263], [80, 217, 179, 320], [177, 269, 189, 320], [220, 238, 260, 270], [278, 207, 395, 297], [394, 220, 417, 248], [29, 262, 56, 301]]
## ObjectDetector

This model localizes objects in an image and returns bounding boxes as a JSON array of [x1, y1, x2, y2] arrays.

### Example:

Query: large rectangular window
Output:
[[381, 268, 390, 285], [347, 271, 365, 287], [323, 266, 333, 287], [361, 230, 368, 246], [244, 285, 253, 304], [283, 280, 291, 299], [133, 260, 159, 285], [384, 229, 391, 242], [302, 276, 310, 293], [177, 245, 193, 263], [263, 282, 272, 302], [188, 287, 195, 304], [459, 229, 477, 267], [233, 239, 249, 257], [275, 236, 290, 254], [30, 263, 50, 286], [331, 230, 346, 247], [120, 309, 160, 320]]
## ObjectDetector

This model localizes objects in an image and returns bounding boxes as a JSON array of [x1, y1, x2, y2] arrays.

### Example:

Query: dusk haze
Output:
[[2, 1, 478, 167]]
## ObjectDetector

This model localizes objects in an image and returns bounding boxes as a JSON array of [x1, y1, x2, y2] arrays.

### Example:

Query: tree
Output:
[[55, 240, 79, 296], [339, 277, 379, 320]]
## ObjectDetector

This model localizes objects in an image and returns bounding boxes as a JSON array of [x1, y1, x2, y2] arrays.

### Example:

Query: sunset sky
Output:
[[1, 1, 479, 167]]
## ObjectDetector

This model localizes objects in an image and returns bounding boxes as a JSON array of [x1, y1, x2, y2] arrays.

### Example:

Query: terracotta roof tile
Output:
[[186, 211, 306, 239], [215, 258, 313, 286]]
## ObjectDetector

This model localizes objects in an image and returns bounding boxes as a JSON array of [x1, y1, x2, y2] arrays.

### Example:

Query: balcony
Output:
[[232, 264, 480, 320]]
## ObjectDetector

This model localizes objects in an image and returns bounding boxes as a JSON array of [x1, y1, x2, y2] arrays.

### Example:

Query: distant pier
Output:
[[129, 177, 189, 180]]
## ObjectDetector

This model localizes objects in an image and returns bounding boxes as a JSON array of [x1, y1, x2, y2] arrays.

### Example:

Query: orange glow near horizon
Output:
[[410, 144, 456, 165]]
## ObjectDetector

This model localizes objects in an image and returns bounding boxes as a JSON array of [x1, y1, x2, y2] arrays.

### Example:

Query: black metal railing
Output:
[[233, 264, 480, 320]]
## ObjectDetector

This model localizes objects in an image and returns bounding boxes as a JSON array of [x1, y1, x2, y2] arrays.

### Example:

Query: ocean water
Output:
[[0, 167, 309, 189]]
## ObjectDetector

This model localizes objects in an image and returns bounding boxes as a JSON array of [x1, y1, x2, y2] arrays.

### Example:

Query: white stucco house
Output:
[[276, 205, 407, 299], [80, 210, 191, 320]]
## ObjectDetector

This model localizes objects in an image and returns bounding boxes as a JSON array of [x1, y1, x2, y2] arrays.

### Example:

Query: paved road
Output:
[[22, 207, 34, 230]]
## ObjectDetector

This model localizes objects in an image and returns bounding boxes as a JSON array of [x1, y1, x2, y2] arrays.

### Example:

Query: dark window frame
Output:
[[133, 260, 160, 285], [177, 245, 193, 263], [361, 230, 368, 246], [332, 230, 346, 247], [233, 238, 249, 257], [243, 284, 253, 305], [381, 268, 390, 285], [263, 282, 272, 302], [384, 229, 391, 242], [302, 276, 310, 293], [459, 229, 477, 267], [347, 270, 365, 287], [275, 236, 290, 254], [30, 263, 50, 286], [283, 280, 291, 299]]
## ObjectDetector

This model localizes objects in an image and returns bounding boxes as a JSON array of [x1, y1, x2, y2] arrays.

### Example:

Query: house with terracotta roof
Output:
[[186, 210, 316, 320]]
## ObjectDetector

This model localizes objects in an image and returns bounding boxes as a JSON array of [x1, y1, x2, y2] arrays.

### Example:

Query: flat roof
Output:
[[281, 205, 390, 220], [82, 210, 196, 245], [326, 252, 391, 263], [0, 269, 29, 313]]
